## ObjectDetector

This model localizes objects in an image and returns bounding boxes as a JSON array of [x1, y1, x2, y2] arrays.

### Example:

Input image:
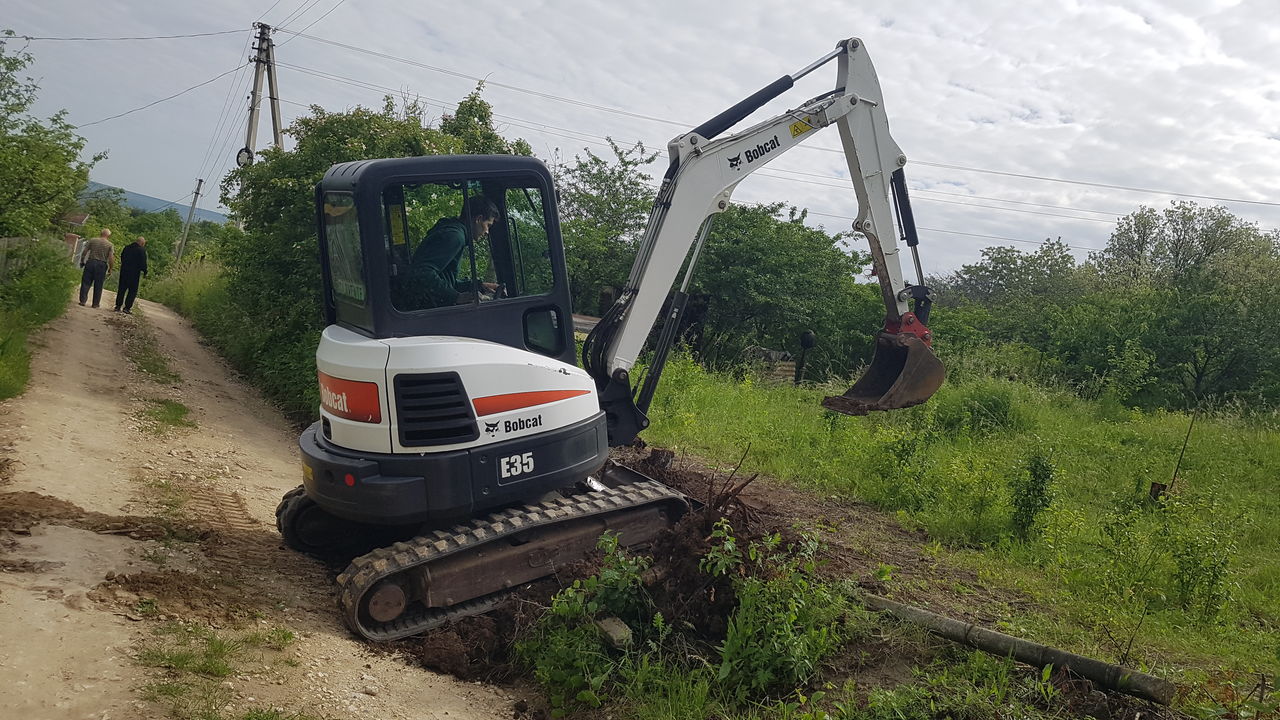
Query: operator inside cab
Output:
[[395, 195, 501, 309]]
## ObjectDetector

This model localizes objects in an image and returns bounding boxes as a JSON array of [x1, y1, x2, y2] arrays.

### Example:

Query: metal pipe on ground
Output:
[[863, 594, 1176, 705]]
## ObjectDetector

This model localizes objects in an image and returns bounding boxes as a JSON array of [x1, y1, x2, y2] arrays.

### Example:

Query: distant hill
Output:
[[84, 181, 229, 224]]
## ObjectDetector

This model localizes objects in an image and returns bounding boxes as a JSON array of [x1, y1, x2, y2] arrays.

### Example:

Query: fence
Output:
[[0, 237, 33, 282], [0, 237, 75, 284]]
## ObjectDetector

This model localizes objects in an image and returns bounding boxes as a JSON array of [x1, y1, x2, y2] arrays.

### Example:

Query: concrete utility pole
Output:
[[237, 23, 284, 167], [176, 178, 205, 262]]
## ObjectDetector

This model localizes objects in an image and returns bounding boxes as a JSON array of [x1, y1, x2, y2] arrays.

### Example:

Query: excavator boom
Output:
[[583, 37, 944, 444]]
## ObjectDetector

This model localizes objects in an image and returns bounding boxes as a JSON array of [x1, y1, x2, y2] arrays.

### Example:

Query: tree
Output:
[[554, 139, 658, 313], [1089, 202, 1280, 405], [0, 32, 103, 235], [934, 239, 1078, 309], [692, 203, 878, 377]]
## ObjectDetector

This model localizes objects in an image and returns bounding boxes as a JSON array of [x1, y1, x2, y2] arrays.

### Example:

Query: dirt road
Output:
[[0, 293, 516, 719]]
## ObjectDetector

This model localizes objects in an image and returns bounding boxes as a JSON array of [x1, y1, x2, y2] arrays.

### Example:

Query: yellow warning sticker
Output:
[[302, 463, 313, 483], [789, 116, 815, 138]]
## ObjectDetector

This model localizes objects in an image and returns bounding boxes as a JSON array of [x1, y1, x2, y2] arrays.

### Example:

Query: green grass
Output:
[[120, 315, 182, 384], [0, 238, 78, 399], [138, 399, 197, 435], [642, 353, 1280, 682], [136, 622, 312, 720]]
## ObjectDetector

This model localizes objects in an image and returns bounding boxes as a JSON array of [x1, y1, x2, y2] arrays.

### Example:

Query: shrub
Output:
[[703, 519, 857, 700], [0, 239, 78, 398], [1009, 448, 1055, 540], [930, 378, 1031, 436]]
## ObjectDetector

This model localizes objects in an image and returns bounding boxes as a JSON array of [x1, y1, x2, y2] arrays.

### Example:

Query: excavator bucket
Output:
[[822, 332, 945, 415]]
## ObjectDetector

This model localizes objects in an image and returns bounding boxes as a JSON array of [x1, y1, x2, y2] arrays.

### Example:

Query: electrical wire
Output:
[[256, 0, 287, 23], [277, 0, 349, 45], [76, 63, 248, 129], [275, 29, 1280, 210], [18, 30, 243, 41], [277, 0, 328, 30], [275, 61, 1120, 226], [196, 30, 257, 181]]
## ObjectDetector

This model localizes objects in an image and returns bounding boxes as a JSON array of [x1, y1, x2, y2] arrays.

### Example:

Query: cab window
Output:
[[384, 180, 555, 313]]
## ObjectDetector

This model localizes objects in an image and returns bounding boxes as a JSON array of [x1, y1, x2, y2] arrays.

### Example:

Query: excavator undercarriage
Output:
[[278, 468, 687, 641]]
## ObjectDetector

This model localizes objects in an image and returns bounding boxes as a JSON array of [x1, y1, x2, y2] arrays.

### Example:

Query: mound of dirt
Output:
[[90, 570, 267, 623], [0, 491, 187, 540]]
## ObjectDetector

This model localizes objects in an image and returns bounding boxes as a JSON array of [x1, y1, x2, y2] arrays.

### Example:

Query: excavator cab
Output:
[[317, 155, 576, 365]]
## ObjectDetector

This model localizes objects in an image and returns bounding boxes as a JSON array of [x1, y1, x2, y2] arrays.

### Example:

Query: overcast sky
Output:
[[8, 0, 1280, 274]]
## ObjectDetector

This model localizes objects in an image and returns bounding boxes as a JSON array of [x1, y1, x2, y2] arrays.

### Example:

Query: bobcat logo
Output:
[[727, 154, 742, 169], [484, 421, 500, 434]]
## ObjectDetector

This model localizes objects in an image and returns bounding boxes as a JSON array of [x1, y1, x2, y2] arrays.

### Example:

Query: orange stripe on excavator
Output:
[[473, 389, 591, 417]]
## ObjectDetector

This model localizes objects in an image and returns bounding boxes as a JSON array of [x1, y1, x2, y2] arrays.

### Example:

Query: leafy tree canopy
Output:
[[0, 32, 102, 236]]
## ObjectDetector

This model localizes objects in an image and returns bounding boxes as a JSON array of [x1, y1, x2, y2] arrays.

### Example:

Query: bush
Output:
[[930, 378, 1032, 436], [0, 239, 77, 398], [703, 520, 859, 700], [1009, 449, 1055, 540]]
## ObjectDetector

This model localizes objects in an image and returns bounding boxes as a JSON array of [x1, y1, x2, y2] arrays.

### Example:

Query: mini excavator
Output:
[[276, 36, 945, 640]]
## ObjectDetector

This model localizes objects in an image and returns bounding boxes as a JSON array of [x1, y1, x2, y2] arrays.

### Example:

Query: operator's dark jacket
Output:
[[407, 217, 471, 307], [119, 241, 148, 283]]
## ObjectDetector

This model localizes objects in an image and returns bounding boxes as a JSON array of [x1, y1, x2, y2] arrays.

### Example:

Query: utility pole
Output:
[[236, 23, 284, 168], [176, 178, 205, 262], [265, 29, 283, 149]]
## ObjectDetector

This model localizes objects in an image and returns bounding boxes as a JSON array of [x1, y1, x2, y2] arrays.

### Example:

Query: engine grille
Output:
[[393, 372, 479, 447]]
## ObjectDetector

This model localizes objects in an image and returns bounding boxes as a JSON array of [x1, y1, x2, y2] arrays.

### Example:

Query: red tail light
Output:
[[318, 371, 382, 423]]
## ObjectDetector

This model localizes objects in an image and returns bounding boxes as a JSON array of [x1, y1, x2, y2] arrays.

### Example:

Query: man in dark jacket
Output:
[[114, 236, 148, 314], [402, 196, 499, 309]]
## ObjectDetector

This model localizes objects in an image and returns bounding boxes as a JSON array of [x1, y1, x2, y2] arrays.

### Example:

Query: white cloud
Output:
[[6, 0, 1279, 274]]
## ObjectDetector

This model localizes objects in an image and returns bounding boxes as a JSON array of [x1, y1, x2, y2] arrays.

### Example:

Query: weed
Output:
[[138, 399, 197, 435], [135, 598, 160, 616], [705, 519, 862, 701], [134, 622, 306, 720], [1009, 448, 1055, 540], [242, 627, 296, 652]]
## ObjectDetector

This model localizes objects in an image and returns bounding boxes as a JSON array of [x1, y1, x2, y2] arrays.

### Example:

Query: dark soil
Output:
[[89, 569, 267, 624], [0, 490, 192, 541]]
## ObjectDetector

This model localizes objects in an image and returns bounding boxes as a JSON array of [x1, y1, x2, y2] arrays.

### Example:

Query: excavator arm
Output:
[[583, 37, 945, 446]]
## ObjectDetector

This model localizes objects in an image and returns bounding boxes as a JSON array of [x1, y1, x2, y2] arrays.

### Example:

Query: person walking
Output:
[[115, 236, 148, 314], [78, 229, 115, 308]]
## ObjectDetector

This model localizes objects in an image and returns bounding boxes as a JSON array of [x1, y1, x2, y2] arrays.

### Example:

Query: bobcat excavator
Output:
[[276, 36, 945, 641]]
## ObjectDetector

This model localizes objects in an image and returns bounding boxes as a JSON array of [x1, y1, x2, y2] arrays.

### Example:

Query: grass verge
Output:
[[0, 239, 78, 399], [640, 353, 1280, 701]]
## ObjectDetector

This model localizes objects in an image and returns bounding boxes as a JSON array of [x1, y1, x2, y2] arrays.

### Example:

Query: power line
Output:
[[275, 29, 684, 126], [18, 29, 243, 41], [277, 0, 349, 45], [256, 0, 287, 22], [910, 159, 1280, 208], [76, 63, 248, 129], [275, 30, 1280, 210], [275, 61, 1119, 226], [196, 30, 257, 181], [277, 0, 327, 30]]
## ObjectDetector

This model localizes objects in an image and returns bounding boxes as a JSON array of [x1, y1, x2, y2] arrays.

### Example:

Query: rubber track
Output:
[[336, 479, 685, 641]]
